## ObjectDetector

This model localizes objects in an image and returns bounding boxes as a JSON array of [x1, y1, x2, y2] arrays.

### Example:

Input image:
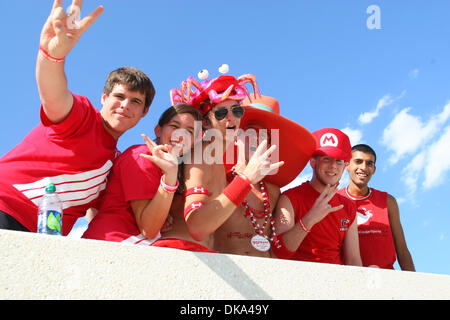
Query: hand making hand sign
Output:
[[302, 183, 344, 230], [140, 133, 179, 185], [241, 140, 284, 185], [39, 0, 104, 60]]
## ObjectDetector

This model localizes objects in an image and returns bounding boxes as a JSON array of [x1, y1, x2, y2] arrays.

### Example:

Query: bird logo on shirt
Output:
[[357, 208, 373, 225]]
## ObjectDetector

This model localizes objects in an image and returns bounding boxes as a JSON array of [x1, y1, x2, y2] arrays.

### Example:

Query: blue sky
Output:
[[1, 0, 449, 276]]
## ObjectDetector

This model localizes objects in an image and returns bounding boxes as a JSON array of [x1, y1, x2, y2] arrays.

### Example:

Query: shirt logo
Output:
[[320, 133, 339, 147], [357, 208, 373, 225], [340, 218, 350, 231]]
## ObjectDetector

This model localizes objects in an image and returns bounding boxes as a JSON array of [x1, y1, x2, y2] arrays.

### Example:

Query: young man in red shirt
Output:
[[0, 1, 155, 235], [273, 128, 362, 266], [338, 144, 415, 270]]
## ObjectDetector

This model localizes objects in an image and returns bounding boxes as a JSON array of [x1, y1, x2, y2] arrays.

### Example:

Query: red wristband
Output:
[[184, 201, 204, 219], [223, 174, 253, 207], [39, 45, 65, 62], [160, 175, 179, 193]]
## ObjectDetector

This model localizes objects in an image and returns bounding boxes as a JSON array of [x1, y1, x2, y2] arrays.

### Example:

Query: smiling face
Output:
[[347, 150, 376, 188], [100, 83, 148, 139], [155, 113, 198, 157], [206, 100, 242, 135], [310, 155, 346, 190]]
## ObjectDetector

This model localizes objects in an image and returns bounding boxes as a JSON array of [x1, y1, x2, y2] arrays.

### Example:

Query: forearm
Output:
[[134, 174, 178, 239], [278, 220, 311, 252], [397, 249, 416, 271], [134, 188, 175, 239], [36, 51, 73, 122], [343, 220, 362, 266], [186, 174, 253, 241], [186, 194, 238, 241]]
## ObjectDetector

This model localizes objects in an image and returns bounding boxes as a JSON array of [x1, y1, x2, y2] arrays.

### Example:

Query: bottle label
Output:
[[38, 210, 62, 234]]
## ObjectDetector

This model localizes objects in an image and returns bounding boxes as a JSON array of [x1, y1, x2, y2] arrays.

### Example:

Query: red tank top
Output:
[[338, 187, 396, 269], [278, 182, 356, 265]]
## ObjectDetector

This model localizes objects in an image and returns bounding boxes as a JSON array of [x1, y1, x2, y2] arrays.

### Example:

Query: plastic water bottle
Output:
[[37, 183, 63, 235]]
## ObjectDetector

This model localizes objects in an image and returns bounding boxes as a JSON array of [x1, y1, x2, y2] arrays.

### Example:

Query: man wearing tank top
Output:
[[338, 144, 415, 271]]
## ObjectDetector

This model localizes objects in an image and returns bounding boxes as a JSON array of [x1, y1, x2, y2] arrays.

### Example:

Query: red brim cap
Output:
[[314, 147, 351, 162]]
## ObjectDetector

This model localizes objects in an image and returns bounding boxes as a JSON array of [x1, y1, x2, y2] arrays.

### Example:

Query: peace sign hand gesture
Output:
[[241, 140, 284, 184], [40, 0, 104, 60], [304, 184, 343, 228]]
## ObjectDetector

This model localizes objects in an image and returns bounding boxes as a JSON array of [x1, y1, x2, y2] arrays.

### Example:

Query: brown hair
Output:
[[103, 67, 156, 110], [158, 103, 202, 127]]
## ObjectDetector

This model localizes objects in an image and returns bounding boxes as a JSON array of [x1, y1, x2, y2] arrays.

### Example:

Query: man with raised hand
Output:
[[273, 128, 362, 266], [0, 0, 155, 235]]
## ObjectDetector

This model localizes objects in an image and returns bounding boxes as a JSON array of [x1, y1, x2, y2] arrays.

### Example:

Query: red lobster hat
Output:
[[239, 94, 317, 188], [170, 65, 259, 116]]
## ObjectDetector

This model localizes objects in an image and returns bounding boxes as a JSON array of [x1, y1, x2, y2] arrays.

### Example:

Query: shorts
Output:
[[0, 210, 30, 232]]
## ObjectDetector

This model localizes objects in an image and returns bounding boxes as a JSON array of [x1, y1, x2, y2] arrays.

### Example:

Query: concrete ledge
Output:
[[1, 229, 449, 300]]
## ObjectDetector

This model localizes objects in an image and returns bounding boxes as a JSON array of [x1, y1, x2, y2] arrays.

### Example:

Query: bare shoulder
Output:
[[386, 193, 401, 220], [387, 193, 399, 209]]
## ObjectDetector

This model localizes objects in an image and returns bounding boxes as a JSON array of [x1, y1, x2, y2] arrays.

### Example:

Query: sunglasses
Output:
[[214, 105, 245, 121]]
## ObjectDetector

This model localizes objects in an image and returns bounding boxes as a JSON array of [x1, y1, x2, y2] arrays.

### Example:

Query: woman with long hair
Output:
[[82, 103, 203, 246]]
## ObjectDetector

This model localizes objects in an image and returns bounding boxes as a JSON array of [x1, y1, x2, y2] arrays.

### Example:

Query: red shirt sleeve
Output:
[[40, 93, 94, 139], [117, 145, 163, 202]]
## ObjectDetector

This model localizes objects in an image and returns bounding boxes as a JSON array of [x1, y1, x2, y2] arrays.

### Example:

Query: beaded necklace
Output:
[[231, 166, 281, 250]]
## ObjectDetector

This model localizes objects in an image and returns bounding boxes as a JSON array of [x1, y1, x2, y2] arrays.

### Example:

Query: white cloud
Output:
[[358, 91, 406, 125], [341, 127, 362, 146], [423, 125, 450, 189], [381, 102, 450, 165], [382, 108, 427, 164], [388, 101, 450, 195], [402, 151, 426, 195]]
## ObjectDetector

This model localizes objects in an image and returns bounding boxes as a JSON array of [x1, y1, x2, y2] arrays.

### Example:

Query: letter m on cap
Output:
[[320, 133, 339, 147]]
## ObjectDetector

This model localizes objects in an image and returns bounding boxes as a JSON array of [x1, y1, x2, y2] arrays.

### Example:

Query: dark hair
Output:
[[157, 103, 202, 194], [103, 67, 156, 110], [158, 103, 202, 127], [351, 144, 377, 163]]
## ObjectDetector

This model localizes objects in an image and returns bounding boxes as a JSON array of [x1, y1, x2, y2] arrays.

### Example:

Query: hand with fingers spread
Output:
[[241, 140, 284, 184], [40, 0, 104, 60], [303, 183, 343, 229], [139, 134, 179, 183], [37, 0, 105, 124]]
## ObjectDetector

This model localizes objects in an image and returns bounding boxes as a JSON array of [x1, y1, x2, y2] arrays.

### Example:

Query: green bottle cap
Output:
[[45, 184, 56, 193]]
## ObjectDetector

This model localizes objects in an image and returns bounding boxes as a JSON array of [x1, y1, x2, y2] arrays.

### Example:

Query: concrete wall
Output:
[[1, 229, 449, 300]]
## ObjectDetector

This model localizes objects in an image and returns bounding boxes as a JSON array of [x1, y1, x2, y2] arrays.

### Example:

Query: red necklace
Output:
[[231, 166, 281, 249]]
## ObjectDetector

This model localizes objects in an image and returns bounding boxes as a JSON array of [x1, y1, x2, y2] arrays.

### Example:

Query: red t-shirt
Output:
[[0, 94, 118, 235], [338, 187, 396, 269], [274, 182, 356, 264], [82, 144, 162, 243]]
